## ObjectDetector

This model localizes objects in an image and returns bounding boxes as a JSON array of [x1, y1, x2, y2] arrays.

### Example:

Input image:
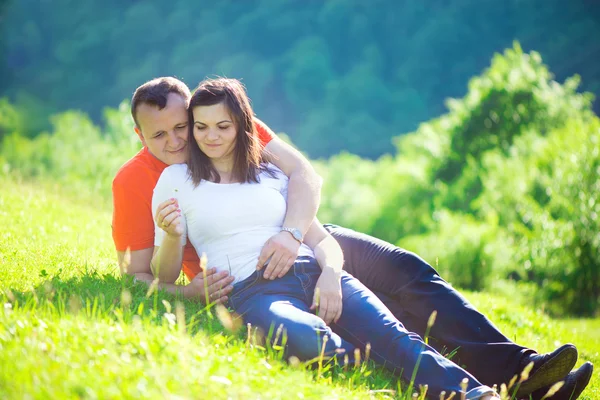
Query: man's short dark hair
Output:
[[131, 77, 192, 128]]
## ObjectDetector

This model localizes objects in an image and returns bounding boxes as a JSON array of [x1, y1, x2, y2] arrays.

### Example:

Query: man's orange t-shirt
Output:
[[112, 119, 275, 280]]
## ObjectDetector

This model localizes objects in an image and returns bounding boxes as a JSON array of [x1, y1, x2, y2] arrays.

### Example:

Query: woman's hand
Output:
[[310, 266, 343, 324], [155, 198, 184, 237]]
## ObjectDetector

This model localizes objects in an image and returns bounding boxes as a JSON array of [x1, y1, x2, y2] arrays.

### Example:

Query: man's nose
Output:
[[167, 130, 183, 144]]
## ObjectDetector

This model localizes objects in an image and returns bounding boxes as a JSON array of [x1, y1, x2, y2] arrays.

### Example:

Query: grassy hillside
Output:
[[0, 174, 597, 399]]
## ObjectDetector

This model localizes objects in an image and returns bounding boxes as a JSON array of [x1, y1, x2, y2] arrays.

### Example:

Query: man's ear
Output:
[[134, 126, 146, 147]]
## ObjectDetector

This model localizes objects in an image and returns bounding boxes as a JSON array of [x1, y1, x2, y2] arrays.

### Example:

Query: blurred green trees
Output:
[[1, 0, 599, 158], [316, 44, 599, 315], [1, 44, 598, 315]]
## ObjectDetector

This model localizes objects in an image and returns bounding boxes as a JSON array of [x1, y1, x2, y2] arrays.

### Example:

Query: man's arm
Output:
[[118, 247, 184, 295], [265, 136, 322, 235], [257, 135, 323, 279], [117, 247, 233, 302]]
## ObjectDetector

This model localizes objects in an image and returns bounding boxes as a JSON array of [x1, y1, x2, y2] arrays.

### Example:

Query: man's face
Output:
[[135, 93, 189, 165]]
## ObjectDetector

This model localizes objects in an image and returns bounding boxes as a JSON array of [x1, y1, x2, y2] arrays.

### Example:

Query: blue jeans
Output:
[[228, 257, 494, 399], [324, 224, 531, 386]]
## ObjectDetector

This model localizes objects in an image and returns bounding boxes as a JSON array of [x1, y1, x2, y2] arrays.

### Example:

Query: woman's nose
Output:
[[207, 128, 219, 140]]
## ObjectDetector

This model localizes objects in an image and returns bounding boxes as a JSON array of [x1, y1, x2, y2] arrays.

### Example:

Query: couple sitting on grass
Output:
[[112, 77, 593, 399]]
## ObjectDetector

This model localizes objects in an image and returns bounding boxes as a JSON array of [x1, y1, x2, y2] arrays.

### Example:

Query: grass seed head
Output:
[[427, 310, 438, 329], [175, 302, 186, 333], [215, 304, 242, 332], [540, 381, 565, 400], [120, 290, 132, 308], [519, 361, 534, 383], [68, 295, 82, 314], [354, 348, 361, 368], [460, 378, 468, 400]]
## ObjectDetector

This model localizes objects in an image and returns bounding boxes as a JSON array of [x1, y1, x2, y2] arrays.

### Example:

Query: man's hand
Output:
[[184, 267, 235, 304], [155, 198, 184, 237], [310, 267, 342, 324], [256, 231, 301, 279]]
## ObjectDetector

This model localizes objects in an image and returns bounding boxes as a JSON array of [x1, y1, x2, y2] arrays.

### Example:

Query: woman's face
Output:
[[192, 102, 238, 165]]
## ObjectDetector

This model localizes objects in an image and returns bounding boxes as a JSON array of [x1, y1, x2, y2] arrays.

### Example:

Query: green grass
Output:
[[0, 174, 598, 399]]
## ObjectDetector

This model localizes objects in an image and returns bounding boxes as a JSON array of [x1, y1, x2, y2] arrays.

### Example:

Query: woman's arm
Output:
[[151, 198, 186, 284], [303, 218, 344, 324]]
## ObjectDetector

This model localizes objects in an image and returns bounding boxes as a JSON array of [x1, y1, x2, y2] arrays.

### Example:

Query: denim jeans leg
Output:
[[229, 262, 355, 362], [324, 223, 529, 386], [332, 272, 494, 399]]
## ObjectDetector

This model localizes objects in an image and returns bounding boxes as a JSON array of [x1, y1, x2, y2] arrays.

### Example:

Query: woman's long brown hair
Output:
[[187, 78, 268, 186]]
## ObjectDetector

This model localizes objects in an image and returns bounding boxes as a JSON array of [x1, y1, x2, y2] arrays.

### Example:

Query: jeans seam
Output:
[[294, 263, 312, 300], [229, 273, 261, 310]]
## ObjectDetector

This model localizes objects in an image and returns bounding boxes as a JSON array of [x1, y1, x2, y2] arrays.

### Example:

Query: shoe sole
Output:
[[516, 345, 578, 397]]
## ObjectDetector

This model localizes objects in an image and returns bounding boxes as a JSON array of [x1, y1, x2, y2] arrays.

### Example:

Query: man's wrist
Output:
[[281, 227, 303, 243]]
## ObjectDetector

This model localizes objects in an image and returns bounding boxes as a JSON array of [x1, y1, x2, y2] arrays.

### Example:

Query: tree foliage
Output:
[[1, 0, 599, 158], [1, 42, 599, 315], [316, 44, 599, 314]]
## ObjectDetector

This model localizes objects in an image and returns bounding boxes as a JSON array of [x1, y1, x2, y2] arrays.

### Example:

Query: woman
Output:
[[151, 78, 498, 400]]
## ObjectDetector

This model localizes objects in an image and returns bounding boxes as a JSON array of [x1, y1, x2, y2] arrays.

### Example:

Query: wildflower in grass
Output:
[[365, 342, 371, 363], [246, 322, 252, 350], [420, 384, 429, 399], [288, 356, 301, 368], [273, 323, 284, 348], [120, 246, 131, 273], [120, 289, 132, 308], [317, 335, 329, 380], [145, 278, 159, 298], [540, 381, 564, 400], [519, 361, 534, 383], [354, 348, 361, 368], [175, 301, 186, 333], [4, 289, 15, 302], [163, 312, 176, 326], [68, 295, 82, 313], [460, 378, 468, 400], [499, 383, 508, 399], [260, 359, 273, 370], [215, 303, 242, 332], [162, 299, 172, 313], [427, 310, 437, 329], [209, 375, 231, 385], [201, 252, 210, 306]]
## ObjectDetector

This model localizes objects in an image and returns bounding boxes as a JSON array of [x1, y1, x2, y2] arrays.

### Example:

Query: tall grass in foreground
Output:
[[0, 175, 598, 399]]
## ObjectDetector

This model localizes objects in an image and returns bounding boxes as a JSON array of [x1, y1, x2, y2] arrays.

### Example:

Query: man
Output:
[[112, 77, 593, 400]]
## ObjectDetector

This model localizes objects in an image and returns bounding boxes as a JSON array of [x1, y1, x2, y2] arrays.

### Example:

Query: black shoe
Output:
[[530, 361, 594, 400], [515, 344, 578, 397]]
